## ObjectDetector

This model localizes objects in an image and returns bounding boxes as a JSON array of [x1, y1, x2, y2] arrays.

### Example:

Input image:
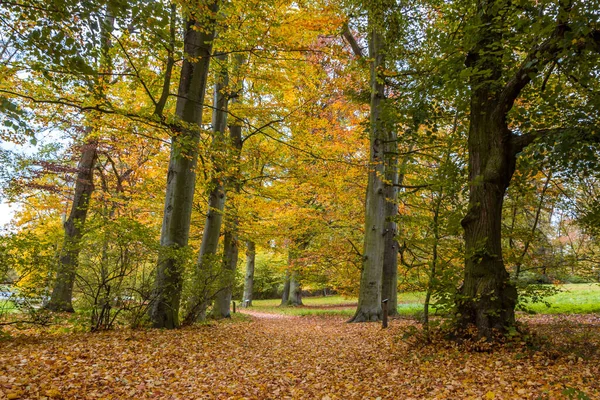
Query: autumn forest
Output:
[[0, 0, 600, 398]]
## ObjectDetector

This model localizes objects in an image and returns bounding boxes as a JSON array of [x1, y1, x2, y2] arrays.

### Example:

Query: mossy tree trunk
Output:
[[150, 3, 218, 329], [210, 78, 244, 318], [457, 0, 572, 337]]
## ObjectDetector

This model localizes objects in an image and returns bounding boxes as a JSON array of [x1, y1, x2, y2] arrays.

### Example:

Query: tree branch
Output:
[[341, 23, 364, 58], [509, 127, 591, 156], [154, 2, 176, 118], [495, 2, 574, 115]]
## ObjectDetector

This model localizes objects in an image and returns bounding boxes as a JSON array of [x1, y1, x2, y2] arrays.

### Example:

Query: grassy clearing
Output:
[[248, 296, 356, 317], [246, 284, 600, 317], [249, 293, 425, 317], [249, 295, 355, 308], [526, 283, 600, 314]]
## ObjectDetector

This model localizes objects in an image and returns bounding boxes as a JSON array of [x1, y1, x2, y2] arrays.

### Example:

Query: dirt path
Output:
[[238, 308, 297, 320]]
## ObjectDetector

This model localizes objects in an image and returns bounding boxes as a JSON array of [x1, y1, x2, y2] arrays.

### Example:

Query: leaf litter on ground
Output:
[[0, 313, 598, 399]]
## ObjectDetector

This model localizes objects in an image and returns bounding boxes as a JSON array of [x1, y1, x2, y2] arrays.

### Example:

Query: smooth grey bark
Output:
[[349, 6, 387, 323], [210, 75, 244, 319], [281, 239, 309, 306], [280, 271, 290, 306], [382, 128, 399, 316], [384, 145, 414, 315], [210, 223, 238, 318], [288, 270, 303, 306], [186, 52, 230, 322], [47, 7, 115, 312], [242, 241, 256, 306], [150, 3, 218, 329]]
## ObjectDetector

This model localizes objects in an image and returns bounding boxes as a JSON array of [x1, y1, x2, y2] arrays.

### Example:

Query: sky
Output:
[[0, 202, 15, 226]]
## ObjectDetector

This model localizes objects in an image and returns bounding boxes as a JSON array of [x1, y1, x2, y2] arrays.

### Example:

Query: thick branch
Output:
[[496, 2, 574, 115], [342, 23, 364, 58], [496, 29, 568, 116], [509, 127, 591, 156]]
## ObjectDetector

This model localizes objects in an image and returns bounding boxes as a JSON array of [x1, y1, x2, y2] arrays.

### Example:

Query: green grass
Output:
[[250, 295, 355, 308], [246, 284, 600, 318], [525, 283, 600, 314], [248, 293, 425, 317], [249, 296, 357, 317], [0, 300, 17, 314]]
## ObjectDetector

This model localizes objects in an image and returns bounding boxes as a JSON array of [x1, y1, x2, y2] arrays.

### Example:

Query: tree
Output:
[[184, 51, 229, 322], [150, 0, 219, 329], [46, 4, 115, 312], [456, 0, 600, 336], [348, 0, 391, 322], [242, 241, 256, 306], [208, 54, 245, 319]]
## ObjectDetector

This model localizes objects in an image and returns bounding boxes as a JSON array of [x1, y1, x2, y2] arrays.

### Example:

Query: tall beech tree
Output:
[[183, 51, 229, 322], [348, 0, 391, 322], [209, 54, 246, 319], [150, 1, 219, 329], [242, 241, 256, 306]]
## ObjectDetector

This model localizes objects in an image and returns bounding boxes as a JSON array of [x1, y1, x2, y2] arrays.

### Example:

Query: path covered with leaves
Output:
[[1, 314, 599, 399]]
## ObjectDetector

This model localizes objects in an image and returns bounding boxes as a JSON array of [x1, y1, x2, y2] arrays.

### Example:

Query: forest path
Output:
[[238, 308, 297, 319], [1, 314, 599, 399]]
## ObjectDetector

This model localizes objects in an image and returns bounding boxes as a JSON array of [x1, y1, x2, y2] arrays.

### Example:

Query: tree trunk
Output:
[[46, 139, 97, 312], [288, 271, 303, 306], [349, 6, 387, 323], [282, 238, 309, 306], [210, 225, 238, 318], [457, 100, 518, 337], [46, 5, 116, 312], [457, 0, 572, 338], [382, 128, 399, 316], [209, 55, 245, 319], [242, 241, 256, 306], [280, 271, 291, 306], [186, 52, 229, 322], [423, 194, 441, 340], [150, 4, 218, 329]]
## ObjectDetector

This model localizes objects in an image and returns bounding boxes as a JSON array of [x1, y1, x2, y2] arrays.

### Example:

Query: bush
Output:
[[516, 271, 552, 285], [516, 283, 562, 312], [558, 274, 594, 284]]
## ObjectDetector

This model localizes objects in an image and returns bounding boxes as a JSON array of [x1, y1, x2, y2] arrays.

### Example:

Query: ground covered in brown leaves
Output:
[[1, 313, 599, 399]]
